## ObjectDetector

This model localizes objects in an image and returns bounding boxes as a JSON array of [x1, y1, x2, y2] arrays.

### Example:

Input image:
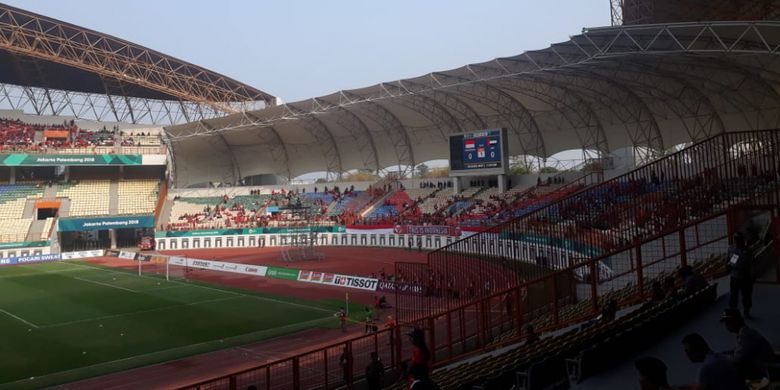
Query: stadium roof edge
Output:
[[0, 3, 275, 115], [165, 21, 780, 187]]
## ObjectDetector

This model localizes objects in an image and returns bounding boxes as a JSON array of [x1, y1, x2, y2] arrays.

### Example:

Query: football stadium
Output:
[[0, 1, 778, 389]]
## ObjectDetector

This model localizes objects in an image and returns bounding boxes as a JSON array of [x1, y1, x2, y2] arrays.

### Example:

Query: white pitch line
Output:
[[63, 261, 336, 314], [0, 307, 40, 329], [39, 295, 243, 329], [136, 284, 189, 293], [72, 276, 139, 293], [10, 315, 335, 388], [176, 278, 336, 314]]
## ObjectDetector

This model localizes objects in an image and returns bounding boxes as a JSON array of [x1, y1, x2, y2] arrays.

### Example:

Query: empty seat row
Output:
[[117, 179, 159, 215], [57, 180, 110, 217]]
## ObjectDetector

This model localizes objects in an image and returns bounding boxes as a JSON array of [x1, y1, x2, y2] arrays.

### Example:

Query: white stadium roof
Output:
[[165, 21, 780, 187]]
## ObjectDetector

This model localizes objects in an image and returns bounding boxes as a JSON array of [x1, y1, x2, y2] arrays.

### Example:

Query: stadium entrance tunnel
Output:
[[60, 230, 109, 251], [59, 227, 154, 252]]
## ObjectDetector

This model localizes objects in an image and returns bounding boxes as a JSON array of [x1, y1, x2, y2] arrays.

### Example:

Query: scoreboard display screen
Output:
[[449, 129, 508, 176]]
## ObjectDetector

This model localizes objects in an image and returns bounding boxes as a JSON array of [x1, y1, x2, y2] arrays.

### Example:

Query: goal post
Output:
[[164, 256, 189, 282], [137, 254, 187, 282], [281, 232, 324, 262]]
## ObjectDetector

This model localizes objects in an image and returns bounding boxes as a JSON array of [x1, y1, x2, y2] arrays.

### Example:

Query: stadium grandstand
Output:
[[0, 1, 777, 390]]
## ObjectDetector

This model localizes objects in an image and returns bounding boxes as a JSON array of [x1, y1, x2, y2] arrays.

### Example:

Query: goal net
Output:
[[138, 255, 189, 281], [281, 233, 324, 262], [164, 256, 190, 281]]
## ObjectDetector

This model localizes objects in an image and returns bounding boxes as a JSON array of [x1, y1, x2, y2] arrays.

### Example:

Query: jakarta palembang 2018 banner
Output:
[[155, 226, 345, 238], [0, 154, 143, 166], [58, 215, 155, 232]]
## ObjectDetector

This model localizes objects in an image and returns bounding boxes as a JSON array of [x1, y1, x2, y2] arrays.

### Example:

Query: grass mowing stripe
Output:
[[5, 315, 334, 389], [38, 296, 243, 329], [64, 260, 337, 314], [0, 308, 39, 328], [71, 276, 139, 293], [0, 267, 83, 279], [0, 260, 364, 389]]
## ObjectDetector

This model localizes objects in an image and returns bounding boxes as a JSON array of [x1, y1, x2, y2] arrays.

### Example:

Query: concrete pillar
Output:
[[498, 174, 506, 194], [119, 166, 124, 179], [9, 167, 15, 185], [110, 229, 117, 249], [452, 176, 461, 195], [64, 167, 70, 182]]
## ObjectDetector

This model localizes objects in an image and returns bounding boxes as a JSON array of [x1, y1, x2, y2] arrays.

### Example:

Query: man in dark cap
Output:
[[678, 265, 708, 295]]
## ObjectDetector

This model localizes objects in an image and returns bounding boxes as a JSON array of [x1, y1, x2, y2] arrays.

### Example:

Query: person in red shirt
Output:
[[385, 315, 397, 329], [408, 328, 431, 370]]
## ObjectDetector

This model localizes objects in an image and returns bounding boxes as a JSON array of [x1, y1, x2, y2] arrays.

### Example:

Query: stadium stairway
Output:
[[449, 186, 489, 218], [352, 175, 398, 216], [42, 184, 57, 199], [108, 180, 119, 216], [360, 188, 397, 218], [57, 197, 71, 217], [21, 197, 35, 219], [158, 196, 174, 228], [25, 219, 47, 242]]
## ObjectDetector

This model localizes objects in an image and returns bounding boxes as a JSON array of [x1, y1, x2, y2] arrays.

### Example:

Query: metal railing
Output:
[[396, 130, 780, 322], [177, 130, 780, 390]]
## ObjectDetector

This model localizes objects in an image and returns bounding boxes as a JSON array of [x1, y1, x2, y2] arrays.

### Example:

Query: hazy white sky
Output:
[[5, 1, 608, 176], [6, 1, 610, 102]]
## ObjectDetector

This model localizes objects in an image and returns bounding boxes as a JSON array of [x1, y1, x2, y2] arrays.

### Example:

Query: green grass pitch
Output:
[[0, 260, 362, 389]]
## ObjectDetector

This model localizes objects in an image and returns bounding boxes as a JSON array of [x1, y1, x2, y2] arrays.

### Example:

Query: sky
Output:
[[5, 0, 610, 103]]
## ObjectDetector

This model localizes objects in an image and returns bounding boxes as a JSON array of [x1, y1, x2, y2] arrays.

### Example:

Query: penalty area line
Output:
[[0, 307, 40, 329]]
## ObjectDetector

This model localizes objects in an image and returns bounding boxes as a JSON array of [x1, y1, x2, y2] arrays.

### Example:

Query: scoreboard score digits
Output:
[[462, 130, 501, 169], [449, 129, 508, 176]]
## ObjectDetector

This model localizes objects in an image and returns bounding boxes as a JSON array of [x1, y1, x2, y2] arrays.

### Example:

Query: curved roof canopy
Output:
[[166, 21, 780, 187], [0, 3, 274, 122]]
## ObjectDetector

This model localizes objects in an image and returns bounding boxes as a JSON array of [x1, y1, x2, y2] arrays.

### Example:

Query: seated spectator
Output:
[[635, 356, 676, 390], [408, 364, 440, 390], [525, 325, 539, 345], [678, 265, 708, 294], [662, 276, 681, 301], [641, 281, 667, 310], [600, 299, 618, 322], [681, 333, 747, 390], [720, 308, 774, 385], [649, 281, 665, 303]]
